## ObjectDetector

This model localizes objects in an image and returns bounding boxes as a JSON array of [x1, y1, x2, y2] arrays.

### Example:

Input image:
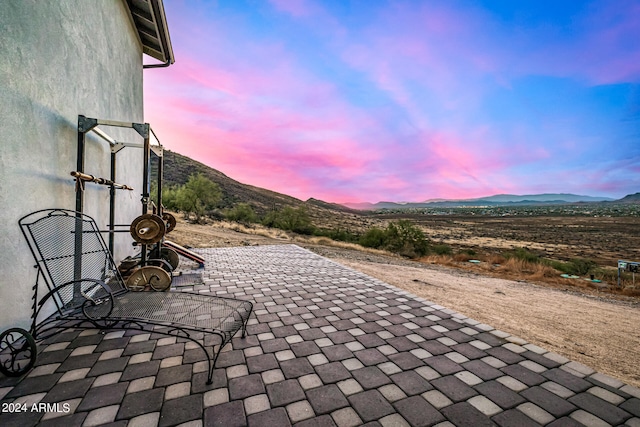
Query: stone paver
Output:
[[0, 244, 637, 426]]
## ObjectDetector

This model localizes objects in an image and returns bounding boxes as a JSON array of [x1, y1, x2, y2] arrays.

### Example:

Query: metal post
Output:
[[157, 149, 163, 217], [153, 148, 164, 260], [109, 151, 117, 254], [134, 123, 151, 266], [74, 124, 86, 285], [74, 115, 97, 291], [75, 124, 86, 214]]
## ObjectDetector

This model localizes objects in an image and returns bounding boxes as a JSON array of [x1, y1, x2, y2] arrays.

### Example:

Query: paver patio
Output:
[[1, 244, 639, 427]]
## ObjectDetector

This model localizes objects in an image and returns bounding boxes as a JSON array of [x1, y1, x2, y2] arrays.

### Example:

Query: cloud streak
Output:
[[144, 0, 640, 202]]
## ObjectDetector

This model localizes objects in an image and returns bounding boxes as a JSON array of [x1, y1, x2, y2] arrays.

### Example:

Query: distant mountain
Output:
[[617, 192, 640, 203], [344, 193, 616, 210], [472, 193, 614, 203]]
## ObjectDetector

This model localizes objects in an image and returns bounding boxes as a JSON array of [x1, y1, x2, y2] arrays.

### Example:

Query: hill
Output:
[[154, 150, 365, 227], [158, 150, 304, 213], [617, 193, 640, 203]]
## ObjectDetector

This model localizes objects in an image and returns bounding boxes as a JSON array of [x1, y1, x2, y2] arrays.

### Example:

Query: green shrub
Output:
[[432, 244, 452, 255], [315, 228, 359, 243], [565, 258, 598, 275], [384, 220, 430, 258], [544, 258, 597, 276], [359, 227, 387, 248], [226, 203, 259, 224], [504, 247, 539, 263], [357, 221, 431, 258], [153, 174, 221, 222], [262, 206, 315, 235]]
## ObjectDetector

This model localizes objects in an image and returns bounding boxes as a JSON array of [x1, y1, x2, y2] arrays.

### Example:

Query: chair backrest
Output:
[[19, 209, 127, 315]]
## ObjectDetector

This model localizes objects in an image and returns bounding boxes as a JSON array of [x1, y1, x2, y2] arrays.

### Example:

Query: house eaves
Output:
[[125, 0, 175, 66]]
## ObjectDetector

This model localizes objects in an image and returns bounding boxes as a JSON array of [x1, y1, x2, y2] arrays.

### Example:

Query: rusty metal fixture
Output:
[[70, 171, 133, 190], [130, 214, 165, 244], [125, 266, 172, 292], [160, 247, 180, 271], [118, 257, 139, 271], [162, 212, 177, 233]]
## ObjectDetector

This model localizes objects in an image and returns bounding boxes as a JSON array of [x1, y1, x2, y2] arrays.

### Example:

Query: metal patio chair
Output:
[[0, 209, 252, 384]]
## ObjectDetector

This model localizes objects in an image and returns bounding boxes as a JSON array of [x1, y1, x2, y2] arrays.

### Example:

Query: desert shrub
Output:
[[564, 258, 598, 275], [226, 203, 259, 224], [544, 259, 566, 271], [487, 254, 507, 265], [569, 258, 597, 275], [359, 227, 387, 249], [432, 244, 452, 255], [156, 173, 221, 222], [207, 210, 225, 221], [262, 206, 315, 235], [453, 252, 475, 262], [160, 186, 180, 211], [543, 258, 597, 276], [504, 247, 540, 263], [358, 221, 430, 258], [315, 228, 359, 243], [498, 258, 558, 279], [384, 220, 430, 258]]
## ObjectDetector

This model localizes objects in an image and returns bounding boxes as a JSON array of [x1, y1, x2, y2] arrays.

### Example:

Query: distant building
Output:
[[0, 1, 174, 329]]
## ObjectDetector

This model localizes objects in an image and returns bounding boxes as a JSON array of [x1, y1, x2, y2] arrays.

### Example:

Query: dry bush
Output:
[[621, 287, 640, 297], [304, 236, 393, 256], [453, 253, 475, 262], [218, 220, 291, 240], [418, 254, 457, 266], [487, 254, 507, 265], [497, 258, 532, 274]]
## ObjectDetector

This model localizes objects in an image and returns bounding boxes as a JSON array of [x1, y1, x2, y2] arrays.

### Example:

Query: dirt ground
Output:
[[168, 220, 640, 388], [376, 214, 640, 266]]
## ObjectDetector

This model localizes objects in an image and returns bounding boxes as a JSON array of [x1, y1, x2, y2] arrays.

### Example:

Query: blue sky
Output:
[[145, 0, 640, 202]]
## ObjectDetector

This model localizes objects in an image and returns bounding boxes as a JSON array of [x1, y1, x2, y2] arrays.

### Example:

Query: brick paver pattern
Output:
[[1, 245, 639, 427]]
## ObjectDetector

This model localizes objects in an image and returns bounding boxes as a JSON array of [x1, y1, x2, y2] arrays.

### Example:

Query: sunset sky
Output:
[[144, 0, 640, 204]]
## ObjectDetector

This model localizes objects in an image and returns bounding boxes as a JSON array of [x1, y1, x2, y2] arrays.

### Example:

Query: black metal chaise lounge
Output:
[[0, 209, 252, 384]]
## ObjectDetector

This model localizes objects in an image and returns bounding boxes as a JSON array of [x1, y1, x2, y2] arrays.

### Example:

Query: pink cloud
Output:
[[145, 39, 392, 202], [144, 1, 639, 203]]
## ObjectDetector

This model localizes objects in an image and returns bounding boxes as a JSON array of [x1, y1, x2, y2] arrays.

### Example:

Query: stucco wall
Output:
[[0, 1, 145, 329]]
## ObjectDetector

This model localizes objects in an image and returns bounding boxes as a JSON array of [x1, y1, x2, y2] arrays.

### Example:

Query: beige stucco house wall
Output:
[[0, 0, 173, 330]]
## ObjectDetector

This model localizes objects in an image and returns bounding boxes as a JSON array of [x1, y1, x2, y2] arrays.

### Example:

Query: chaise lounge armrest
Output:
[[37, 278, 114, 320]]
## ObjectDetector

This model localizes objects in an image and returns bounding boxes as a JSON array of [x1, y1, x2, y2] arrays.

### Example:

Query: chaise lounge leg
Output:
[[241, 318, 249, 338], [208, 343, 226, 385], [206, 359, 213, 385]]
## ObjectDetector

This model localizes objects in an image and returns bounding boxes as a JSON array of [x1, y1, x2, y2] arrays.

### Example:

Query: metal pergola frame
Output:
[[76, 115, 164, 265]]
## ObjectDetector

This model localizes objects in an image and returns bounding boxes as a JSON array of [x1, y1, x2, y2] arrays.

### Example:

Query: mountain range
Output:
[[344, 194, 618, 210], [158, 150, 638, 212]]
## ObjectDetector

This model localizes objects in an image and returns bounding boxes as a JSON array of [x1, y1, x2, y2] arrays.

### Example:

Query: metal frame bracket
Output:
[[150, 145, 163, 157], [133, 123, 150, 139], [111, 143, 127, 154], [78, 116, 98, 133]]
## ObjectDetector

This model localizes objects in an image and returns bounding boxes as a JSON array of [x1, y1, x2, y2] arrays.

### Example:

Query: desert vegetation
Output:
[[157, 164, 640, 296]]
